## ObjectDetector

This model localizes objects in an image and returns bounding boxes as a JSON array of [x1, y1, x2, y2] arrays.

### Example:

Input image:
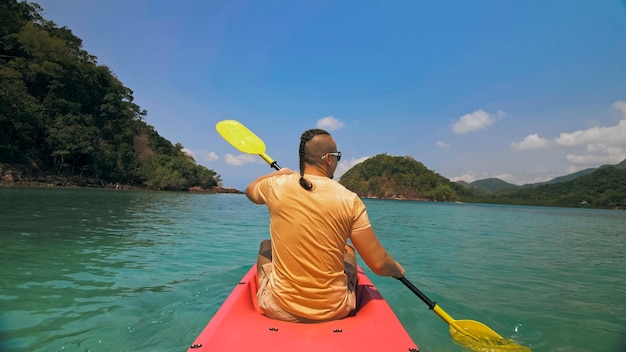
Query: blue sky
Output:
[[33, 0, 626, 190]]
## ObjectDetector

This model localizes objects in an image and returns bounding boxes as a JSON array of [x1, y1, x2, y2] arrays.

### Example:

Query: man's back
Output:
[[249, 173, 369, 320]]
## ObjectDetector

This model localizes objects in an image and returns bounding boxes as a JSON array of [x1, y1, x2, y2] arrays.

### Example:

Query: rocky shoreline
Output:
[[0, 178, 242, 194], [0, 166, 242, 194]]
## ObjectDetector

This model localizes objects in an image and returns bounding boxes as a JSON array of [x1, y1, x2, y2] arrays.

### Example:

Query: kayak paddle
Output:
[[398, 277, 531, 351], [215, 119, 280, 170], [216, 119, 530, 351]]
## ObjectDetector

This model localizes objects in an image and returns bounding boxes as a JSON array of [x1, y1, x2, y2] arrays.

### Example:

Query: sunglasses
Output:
[[321, 152, 342, 162]]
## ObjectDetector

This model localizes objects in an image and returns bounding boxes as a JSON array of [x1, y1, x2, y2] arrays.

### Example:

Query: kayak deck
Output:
[[187, 264, 418, 351]]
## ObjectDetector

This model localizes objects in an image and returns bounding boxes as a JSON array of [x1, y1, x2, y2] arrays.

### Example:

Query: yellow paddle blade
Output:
[[400, 279, 531, 351], [216, 120, 266, 155], [450, 320, 531, 352], [215, 119, 278, 168], [432, 305, 530, 351]]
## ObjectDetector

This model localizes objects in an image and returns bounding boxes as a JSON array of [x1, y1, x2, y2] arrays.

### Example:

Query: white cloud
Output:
[[565, 144, 626, 167], [612, 100, 626, 115], [205, 151, 219, 162], [553, 120, 626, 168], [336, 156, 369, 180], [317, 116, 345, 131], [452, 109, 495, 134], [450, 171, 478, 183], [184, 150, 219, 163], [494, 173, 515, 183], [436, 140, 450, 148], [511, 133, 550, 151], [446, 101, 626, 186], [224, 153, 261, 166], [550, 101, 626, 170], [555, 119, 626, 147]]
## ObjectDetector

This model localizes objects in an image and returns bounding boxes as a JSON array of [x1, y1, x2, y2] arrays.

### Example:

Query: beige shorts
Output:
[[257, 263, 357, 323]]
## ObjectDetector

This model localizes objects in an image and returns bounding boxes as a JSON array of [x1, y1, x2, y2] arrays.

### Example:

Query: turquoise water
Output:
[[1, 188, 625, 352]]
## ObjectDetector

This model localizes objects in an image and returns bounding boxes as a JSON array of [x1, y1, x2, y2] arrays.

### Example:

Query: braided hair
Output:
[[298, 129, 330, 191]]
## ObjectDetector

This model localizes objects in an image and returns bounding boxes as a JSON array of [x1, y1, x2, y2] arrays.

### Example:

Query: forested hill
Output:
[[339, 154, 464, 201], [0, 0, 222, 191], [340, 154, 625, 209], [463, 165, 626, 209], [468, 159, 626, 193]]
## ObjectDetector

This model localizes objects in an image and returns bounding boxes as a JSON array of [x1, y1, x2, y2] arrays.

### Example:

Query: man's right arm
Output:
[[350, 227, 406, 278]]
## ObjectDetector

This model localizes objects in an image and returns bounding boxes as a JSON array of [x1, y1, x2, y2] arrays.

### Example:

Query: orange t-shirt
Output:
[[248, 173, 371, 321]]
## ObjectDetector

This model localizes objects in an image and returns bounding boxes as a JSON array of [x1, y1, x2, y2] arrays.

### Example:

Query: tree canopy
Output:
[[0, 0, 221, 190]]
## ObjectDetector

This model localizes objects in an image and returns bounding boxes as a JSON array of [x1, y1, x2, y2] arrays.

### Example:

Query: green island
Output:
[[2, 1, 624, 209]]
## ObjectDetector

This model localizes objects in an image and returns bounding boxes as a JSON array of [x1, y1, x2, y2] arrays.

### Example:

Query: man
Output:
[[246, 128, 405, 322]]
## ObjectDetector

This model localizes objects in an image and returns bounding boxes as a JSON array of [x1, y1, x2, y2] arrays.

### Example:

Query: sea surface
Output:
[[1, 187, 625, 352]]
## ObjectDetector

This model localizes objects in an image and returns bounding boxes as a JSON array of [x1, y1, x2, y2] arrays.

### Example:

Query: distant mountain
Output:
[[609, 159, 626, 169], [456, 159, 626, 209], [532, 167, 598, 186], [508, 168, 597, 189], [470, 178, 520, 193], [469, 159, 626, 193], [485, 165, 626, 209]]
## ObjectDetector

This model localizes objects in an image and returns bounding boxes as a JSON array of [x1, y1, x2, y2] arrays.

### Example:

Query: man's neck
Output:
[[303, 165, 328, 177]]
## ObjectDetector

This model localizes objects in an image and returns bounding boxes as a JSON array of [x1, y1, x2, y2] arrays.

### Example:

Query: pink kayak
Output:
[[187, 264, 419, 351]]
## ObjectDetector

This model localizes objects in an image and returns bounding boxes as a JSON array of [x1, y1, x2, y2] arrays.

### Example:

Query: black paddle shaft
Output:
[[270, 161, 281, 170], [397, 277, 437, 310]]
